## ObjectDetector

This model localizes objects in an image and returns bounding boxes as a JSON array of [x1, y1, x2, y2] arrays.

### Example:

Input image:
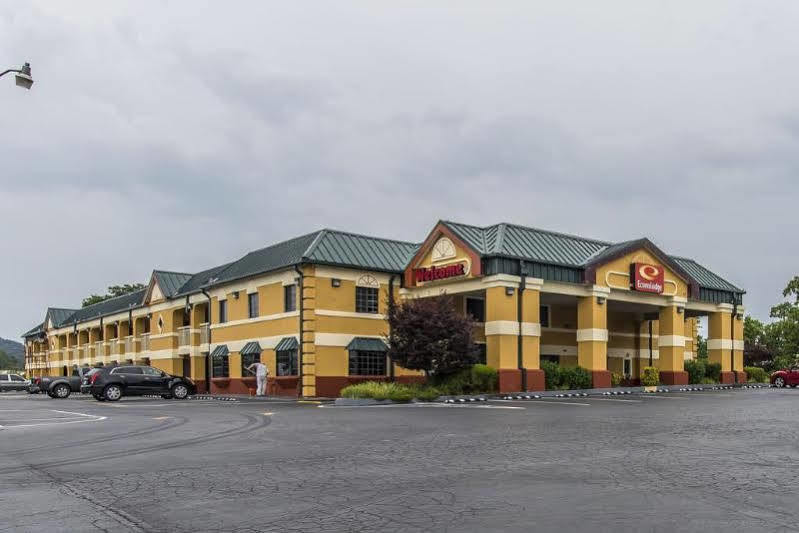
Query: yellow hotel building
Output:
[[23, 221, 746, 396]]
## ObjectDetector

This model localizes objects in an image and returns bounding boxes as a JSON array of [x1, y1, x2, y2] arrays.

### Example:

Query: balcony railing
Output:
[[125, 336, 134, 353], [110, 340, 119, 355], [178, 326, 191, 346], [200, 324, 210, 345], [140, 333, 150, 352], [95, 341, 104, 358]]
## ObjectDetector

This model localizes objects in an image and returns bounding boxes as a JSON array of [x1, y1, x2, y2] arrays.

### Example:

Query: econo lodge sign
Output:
[[630, 263, 664, 294], [414, 262, 467, 283]]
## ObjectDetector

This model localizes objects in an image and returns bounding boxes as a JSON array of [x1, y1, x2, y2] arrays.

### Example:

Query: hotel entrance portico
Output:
[[402, 221, 745, 393]]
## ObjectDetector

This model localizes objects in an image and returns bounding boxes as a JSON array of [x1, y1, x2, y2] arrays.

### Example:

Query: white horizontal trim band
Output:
[[576, 329, 608, 342], [315, 333, 384, 347], [314, 309, 387, 320], [658, 335, 686, 347], [211, 311, 299, 330], [708, 339, 733, 350]]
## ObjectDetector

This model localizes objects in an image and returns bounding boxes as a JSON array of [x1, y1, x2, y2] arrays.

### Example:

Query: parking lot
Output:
[[2, 388, 799, 532]]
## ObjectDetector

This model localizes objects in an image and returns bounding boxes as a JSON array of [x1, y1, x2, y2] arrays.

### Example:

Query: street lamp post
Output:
[[1, 62, 34, 89]]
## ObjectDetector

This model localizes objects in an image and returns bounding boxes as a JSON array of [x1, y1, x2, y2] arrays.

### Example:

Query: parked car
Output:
[[770, 367, 799, 388], [0, 373, 30, 392], [80, 368, 103, 395], [37, 367, 92, 398], [88, 365, 196, 402]]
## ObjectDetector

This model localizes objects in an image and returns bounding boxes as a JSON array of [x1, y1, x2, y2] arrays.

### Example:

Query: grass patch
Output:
[[340, 381, 442, 402]]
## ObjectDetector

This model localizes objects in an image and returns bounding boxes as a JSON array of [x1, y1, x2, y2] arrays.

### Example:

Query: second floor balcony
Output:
[[178, 326, 191, 346]]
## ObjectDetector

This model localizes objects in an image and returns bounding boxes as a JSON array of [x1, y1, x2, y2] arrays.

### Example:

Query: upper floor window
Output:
[[284, 285, 297, 312], [219, 300, 228, 324], [466, 297, 485, 322], [248, 293, 259, 319], [355, 287, 379, 314], [540, 305, 550, 328]]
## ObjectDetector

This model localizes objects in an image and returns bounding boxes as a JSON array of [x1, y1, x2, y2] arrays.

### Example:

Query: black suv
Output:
[[88, 365, 196, 402]]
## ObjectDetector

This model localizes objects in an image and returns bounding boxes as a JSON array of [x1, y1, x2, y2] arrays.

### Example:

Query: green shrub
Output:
[[641, 366, 659, 386], [705, 362, 721, 382], [611, 372, 623, 387], [744, 366, 768, 383], [684, 359, 706, 384], [700, 377, 717, 385], [387, 388, 415, 402], [569, 366, 593, 389], [413, 386, 441, 402], [470, 364, 498, 392], [541, 360, 560, 390]]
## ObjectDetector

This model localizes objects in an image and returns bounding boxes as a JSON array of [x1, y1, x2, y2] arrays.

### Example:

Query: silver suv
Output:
[[0, 373, 30, 392]]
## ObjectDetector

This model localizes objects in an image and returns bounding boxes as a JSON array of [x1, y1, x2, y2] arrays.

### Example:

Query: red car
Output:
[[771, 367, 799, 388]]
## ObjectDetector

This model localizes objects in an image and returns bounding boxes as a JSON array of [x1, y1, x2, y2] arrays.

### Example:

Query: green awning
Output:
[[346, 337, 388, 352], [240, 342, 262, 355], [210, 345, 229, 358], [274, 337, 298, 352]]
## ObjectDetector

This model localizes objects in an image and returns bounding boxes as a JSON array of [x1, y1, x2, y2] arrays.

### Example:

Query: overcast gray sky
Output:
[[2, 1, 797, 340]]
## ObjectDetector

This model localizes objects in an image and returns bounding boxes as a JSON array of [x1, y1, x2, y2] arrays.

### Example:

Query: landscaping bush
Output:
[[611, 372, 623, 387], [684, 359, 706, 384], [705, 362, 722, 382], [700, 377, 717, 385], [641, 366, 659, 386], [541, 360, 560, 390], [341, 381, 442, 402], [470, 364, 498, 393], [745, 366, 768, 383], [568, 366, 592, 389]]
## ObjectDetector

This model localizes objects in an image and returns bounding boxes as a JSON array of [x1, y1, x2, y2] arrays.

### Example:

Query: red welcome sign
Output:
[[630, 263, 664, 294], [414, 262, 467, 283]]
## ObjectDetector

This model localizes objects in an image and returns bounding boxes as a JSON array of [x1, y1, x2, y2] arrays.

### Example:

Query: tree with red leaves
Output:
[[386, 295, 477, 376]]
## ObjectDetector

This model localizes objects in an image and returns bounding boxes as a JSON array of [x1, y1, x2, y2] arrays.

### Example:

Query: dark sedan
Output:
[[88, 365, 196, 401]]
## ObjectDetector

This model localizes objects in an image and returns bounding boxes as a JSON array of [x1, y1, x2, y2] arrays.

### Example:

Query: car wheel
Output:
[[104, 384, 123, 402], [774, 377, 785, 388], [171, 383, 189, 399], [53, 384, 71, 399]]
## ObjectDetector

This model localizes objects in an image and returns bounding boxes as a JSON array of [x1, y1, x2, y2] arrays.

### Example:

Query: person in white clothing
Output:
[[245, 361, 269, 396]]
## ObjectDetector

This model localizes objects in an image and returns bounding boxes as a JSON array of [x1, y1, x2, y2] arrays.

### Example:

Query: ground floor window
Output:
[[241, 353, 259, 375], [349, 350, 386, 376], [623, 358, 632, 378], [277, 349, 298, 376], [213, 355, 229, 377], [541, 354, 559, 364]]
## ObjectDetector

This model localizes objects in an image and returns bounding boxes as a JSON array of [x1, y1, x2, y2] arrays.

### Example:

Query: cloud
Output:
[[1, 0, 798, 339]]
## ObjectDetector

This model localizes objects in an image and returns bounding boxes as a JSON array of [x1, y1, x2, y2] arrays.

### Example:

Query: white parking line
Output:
[[0, 409, 107, 430], [586, 397, 642, 403], [491, 399, 590, 407], [640, 395, 690, 400]]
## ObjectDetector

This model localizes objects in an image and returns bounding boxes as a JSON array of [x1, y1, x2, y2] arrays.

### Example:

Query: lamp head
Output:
[[15, 62, 33, 89]]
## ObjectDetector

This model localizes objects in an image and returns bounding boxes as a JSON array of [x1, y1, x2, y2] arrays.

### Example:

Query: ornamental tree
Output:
[[386, 294, 477, 376]]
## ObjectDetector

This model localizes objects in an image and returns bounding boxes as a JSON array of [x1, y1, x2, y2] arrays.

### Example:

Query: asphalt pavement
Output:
[[1, 388, 798, 532]]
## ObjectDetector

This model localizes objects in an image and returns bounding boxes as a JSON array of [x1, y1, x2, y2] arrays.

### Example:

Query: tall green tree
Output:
[[696, 335, 707, 358], [82, 283, 146, 308], [0, 349, 22, 370]]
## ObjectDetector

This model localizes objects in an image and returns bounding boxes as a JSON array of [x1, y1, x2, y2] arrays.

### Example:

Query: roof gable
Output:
[[404, 221, 484, 286]]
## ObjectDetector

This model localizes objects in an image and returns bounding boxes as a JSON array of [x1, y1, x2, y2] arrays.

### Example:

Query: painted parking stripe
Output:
[[490, 399, 590, 406], [640, 395, 690, 400], [585, 397, 642, 403]]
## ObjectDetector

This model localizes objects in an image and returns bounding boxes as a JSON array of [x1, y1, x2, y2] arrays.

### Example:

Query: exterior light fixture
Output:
[[596, 296, 606, 305], [331, 278, 341, 288], [1, 62, 34, 89], [505, 287, 515, 296], [736, 313, 743, 320], [232, 291, 240, 299], [677, 306, 685, 314]]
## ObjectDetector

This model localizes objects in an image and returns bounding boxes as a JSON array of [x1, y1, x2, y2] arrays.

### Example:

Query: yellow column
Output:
[[485, 284, 520, 393], [708, 304, 734, 384], [301, 265, 317, 397], [733, 308, 745, 382], [657, 301, 688, 385], [577, 287, 610, 387], [521, 279, 544, 391]]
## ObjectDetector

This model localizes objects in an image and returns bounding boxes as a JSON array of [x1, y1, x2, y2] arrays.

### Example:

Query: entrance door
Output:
[[623, 358, 632, 380], [182, 356, 191, 378]]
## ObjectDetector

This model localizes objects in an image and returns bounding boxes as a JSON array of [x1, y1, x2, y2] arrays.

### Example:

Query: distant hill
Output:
[[0, 337, 24, 367]]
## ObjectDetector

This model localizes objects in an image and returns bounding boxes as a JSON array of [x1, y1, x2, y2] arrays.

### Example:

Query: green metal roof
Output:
[[240, 341, 262, 355], [153, 271, 193, 298], [346, 337, 388, 352], [210, 345, 229, 358], [22, 323, 45, 338], [305, 229, 420, 273], [274, 337, 298, 351], [440, 221, 743, 295], [47, 307, 79, 328], [68, 289, 147, 324]]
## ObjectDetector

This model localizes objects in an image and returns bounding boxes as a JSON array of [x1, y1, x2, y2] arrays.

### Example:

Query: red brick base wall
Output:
[[591, 370, 612, 389], [659, 370, 689, 386], [720, 371, 735, 384], [525, 369, 545, 391], [734, 371, 748, 383], [498, 369, 522, 393]]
